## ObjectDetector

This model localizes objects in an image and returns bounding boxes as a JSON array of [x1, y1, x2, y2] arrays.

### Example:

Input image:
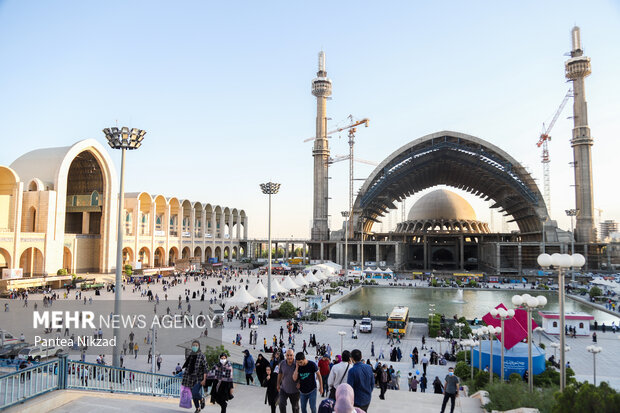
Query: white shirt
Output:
[[327, 361, 351, 389]]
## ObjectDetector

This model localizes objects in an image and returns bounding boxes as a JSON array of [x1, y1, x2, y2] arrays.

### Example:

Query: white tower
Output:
[[311, 52, 332, 241]]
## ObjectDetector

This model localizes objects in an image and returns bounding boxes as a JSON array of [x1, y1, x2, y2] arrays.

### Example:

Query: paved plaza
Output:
[[0, 275, 620, 389]]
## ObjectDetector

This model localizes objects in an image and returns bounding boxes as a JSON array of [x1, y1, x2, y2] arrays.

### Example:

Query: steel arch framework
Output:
[[353, 131, 548, 237]]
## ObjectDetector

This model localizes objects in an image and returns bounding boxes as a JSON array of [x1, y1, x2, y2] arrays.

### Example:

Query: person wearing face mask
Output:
[[209, 352, 234, 413], [182, 340, 207, 413], [440, 367, 460, 413]]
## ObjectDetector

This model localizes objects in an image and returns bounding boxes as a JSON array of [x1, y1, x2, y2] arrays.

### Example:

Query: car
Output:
[[0, 330, 19, 345], [359, 317, 373, 333], [17, 345, 63, 362], [0, 342, 30, 359]]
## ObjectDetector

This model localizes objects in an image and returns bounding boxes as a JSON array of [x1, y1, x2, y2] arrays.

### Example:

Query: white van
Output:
[[17, 345, 63, 362]]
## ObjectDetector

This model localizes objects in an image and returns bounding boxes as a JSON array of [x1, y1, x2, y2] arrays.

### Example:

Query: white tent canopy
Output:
[[227, 288, 258, 308], [295, 273, 309, 287], [270, 278, 288, 294], [305, 272, 320, 284], [249, 281, 268, 298], [281, 276, 300, 290]]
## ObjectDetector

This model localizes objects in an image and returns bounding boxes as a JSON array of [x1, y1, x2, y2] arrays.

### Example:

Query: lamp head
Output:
[[551, 253, 563, 267], [507, 309, 515, 318], [512, 295, 524, 307], [571, 253, 586, 268], [536, 296, 547, 307], [537, 253, 552, 268], [559, 254, 573, 268]]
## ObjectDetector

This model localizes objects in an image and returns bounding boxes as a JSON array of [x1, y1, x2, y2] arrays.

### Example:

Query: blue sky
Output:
[[1, 1, 619, 238]]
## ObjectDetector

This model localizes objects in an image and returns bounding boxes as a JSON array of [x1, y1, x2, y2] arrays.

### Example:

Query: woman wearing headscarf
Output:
[[181, 340, 207, 412], [209, 352, 234, 413], [433, 375, 444, 394], [262, 365, 279, 413], [319, 383, 363, 413]]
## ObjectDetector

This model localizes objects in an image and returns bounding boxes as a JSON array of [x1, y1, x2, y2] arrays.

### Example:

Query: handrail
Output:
[[0, 356, 255, 410]]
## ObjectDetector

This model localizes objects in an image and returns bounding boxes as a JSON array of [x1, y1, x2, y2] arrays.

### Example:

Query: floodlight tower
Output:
[[311, 51, 332, 241], [565, 27, 596, 243]]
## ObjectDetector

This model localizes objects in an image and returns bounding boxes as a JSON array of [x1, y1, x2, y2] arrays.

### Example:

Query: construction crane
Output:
[[536, 89, 572, 215], [307, 116, 370, 239], [303, 118, 369, 143]]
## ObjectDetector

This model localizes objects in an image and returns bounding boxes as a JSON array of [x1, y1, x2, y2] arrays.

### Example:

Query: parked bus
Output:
[[387, 306, 410, 337]]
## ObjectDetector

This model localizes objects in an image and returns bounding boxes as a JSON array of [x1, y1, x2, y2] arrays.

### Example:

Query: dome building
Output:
[[395, 189, 490, 234]]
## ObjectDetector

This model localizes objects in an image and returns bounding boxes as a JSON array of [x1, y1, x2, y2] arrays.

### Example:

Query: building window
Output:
[[579, 322, 584, 328], [553, 321, 558, 328]]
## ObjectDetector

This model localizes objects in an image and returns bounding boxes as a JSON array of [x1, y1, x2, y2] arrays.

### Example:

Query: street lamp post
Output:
[[534, 327, 544, 346], [461, 339, 476, 380], [482, 326, 500, 384], [586, 345, 602, 386], [103, 126, 146, 368], [341, 211, 350, 280], [437, 337, 445, 354], [360, 216, 365, 276], [260, 182, 281, 316], [454, 322, 465, 341], [474, 329, 484, 373], [565, 209, 579, 282], [491, 308, 516, 381], [537, 252, 585, 390], [512, 294, 547, 392]]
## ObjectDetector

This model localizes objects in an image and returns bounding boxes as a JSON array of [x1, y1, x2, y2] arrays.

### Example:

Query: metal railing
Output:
[[65, 360, 181, 397], [0, 356, 254, 410], [0, 359, 61, 410]]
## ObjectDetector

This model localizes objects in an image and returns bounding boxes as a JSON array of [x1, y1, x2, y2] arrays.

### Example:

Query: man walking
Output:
[[346, 349, 374, 412], [440, 367, 460, 413], [277, 349, 300, 413], [421, 353, 429, 375], [294, 352, 322, 413], [327, 350, 351, 398]]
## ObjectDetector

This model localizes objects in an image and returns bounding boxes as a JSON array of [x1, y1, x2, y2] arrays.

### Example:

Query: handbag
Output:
[[328, 364, 349, 400], [179, 385, 193, 409]]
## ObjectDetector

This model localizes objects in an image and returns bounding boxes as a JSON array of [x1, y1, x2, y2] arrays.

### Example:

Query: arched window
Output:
[[91, 191, 99, 206], [579, 322, 584, 329], [553, 321, 558, 328]]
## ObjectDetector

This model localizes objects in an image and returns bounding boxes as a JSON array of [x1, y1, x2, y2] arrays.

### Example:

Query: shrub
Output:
[[554, 381, 620, 413], [352, 278, 360, 284], [468, 279, 478, 287], [428, 313, 442, 337], [431, 278, 438, 287], [456, 279, 462, 286], [454, 361, 470, 380], [307, 312, 326, 322], [456, 350, 470, 363], [509, 372, 522, 383], [485, 381, 559, 413], [124, 264, 133, 276], [454, 316, 472, 338], [306, 288, 315, 296], [57, 269, 68, 276], [330, 282, 338, 288], [474, 370, 489, 390], [539, 342, 546, 350], [588, 286, 602, 299], [278, 301, 296, 319]]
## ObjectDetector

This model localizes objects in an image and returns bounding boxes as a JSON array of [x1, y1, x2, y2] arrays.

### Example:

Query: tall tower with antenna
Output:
[[565, 27, 596, 242], [311, 51, 332, 241]]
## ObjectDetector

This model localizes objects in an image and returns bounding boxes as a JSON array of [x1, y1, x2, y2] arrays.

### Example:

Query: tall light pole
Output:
[[461, 339, 476, 380], [338, 331, 346, 355], [341, 211, 350, 280], [454, 322, 465, 341], [586, 345, 602, 386], [260, 182, 281, 316], [474, 329, 484, 373], [491, 308, 515, 382], [537, 252, 585, 390], [565, 209, 579, 282], [512, 294, 547, 392], [103, 126, 146, 368], [360, 216, 365, 275]]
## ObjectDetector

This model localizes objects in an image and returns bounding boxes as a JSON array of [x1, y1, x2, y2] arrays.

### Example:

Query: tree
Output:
[[589, 286, 602, 299], [306, 288, 315, 296], [204, 345, 230, 366], [554, 381, 620, 413], [278, 301, 296, 319]]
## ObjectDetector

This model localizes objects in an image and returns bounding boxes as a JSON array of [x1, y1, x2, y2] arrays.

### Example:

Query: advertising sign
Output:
[[2, 268, 23, 279]]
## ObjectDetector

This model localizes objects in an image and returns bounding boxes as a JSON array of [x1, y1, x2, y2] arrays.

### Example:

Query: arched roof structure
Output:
[[353, 131, 548, 235]]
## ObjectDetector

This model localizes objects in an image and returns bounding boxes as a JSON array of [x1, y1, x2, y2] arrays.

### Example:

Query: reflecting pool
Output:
[[329, 287, 620, 325]]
